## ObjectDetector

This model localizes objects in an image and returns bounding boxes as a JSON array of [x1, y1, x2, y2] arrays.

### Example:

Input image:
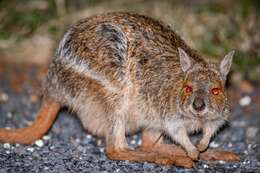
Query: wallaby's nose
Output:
[[192, 97, 206, 112]]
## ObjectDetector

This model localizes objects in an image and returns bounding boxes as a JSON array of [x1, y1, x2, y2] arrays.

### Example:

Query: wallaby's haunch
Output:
[[0, 12, 239, 168]]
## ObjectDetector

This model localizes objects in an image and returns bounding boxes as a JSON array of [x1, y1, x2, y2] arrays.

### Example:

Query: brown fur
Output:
[[0, 12, 239, 167], [0, 97, 60, 144]]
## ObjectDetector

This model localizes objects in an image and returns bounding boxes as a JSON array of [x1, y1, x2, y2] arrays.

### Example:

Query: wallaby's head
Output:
[[177, 48, 234, 121]]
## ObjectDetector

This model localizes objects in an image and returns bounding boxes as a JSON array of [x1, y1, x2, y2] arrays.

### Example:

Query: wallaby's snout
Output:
[[192, 97, 205, 112], [192, 89, 207, 112]]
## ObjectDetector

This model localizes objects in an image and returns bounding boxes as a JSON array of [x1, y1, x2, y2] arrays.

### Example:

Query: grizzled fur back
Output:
[[43, 12, 233, 137]]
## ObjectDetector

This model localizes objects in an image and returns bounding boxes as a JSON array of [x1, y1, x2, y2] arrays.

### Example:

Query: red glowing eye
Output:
[[211, 88, 221, 95], [184, 85, 193, 93]]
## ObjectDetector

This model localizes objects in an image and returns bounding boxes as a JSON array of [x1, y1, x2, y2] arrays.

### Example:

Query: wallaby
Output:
[[0, 12, 239, 168]]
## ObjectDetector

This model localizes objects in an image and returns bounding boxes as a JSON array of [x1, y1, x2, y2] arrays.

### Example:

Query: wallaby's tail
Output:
[[0, 96, 60, 144]]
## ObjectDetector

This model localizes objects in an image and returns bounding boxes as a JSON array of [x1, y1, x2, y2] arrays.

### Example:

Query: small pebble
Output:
[[137, 139, 142, 146], [243, 150, 248, 154], [130, 140, 136, 145], [43, 135, 51, 140], [3, 143, 11, 149], [233, 164, 238, 168], [228, 143, 233, 148], [86, 134, 92, 139], [99, 147, 104, 153], [97, 140, 102, 146], [239, 96, 251, 106], [0, 93, 8, 102], [15, 144, 20, 147], [75, 138, 81, 143], [5, 150, 10, 154], [7, 112, 12, 118], [203, 164, 209, 168], [209, 141, 219, 148], [248, 144, 252, 149], [219, 160, 226, 164], [243, 160, 250, 164], [27, 147, 35, 152], [35, 139, 44, 147], [132, 135, 138, 139]]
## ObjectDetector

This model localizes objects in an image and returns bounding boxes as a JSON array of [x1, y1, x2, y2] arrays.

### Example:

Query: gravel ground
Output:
[[0, 62, 259, 173]]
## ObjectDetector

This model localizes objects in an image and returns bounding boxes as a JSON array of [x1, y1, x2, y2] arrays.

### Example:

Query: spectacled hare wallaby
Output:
[[0, 12, 239, 168]]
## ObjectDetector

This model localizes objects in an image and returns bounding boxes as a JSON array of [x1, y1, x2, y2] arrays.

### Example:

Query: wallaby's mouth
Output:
[[189, 106, 207, 116], [188, 104, 223, 121]]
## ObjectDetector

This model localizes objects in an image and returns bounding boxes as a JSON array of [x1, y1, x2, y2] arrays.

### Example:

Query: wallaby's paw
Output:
[[187, 148, 200, 160]]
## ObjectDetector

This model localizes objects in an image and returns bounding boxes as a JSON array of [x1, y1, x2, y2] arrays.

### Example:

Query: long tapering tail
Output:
[[0, 96, 60, 144]]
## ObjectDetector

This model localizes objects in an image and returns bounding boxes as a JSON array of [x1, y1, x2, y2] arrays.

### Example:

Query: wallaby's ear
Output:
[[178, 48, 192, 72], [219, 50, 235, 77]]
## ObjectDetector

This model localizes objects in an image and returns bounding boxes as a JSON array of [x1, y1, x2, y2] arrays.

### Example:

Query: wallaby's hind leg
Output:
[[200, 149, 240, 162], [140, 129, 194, 168], [141, 130, 239, 164], [0, 96, 60, 144], [104, 119, 190, 167]]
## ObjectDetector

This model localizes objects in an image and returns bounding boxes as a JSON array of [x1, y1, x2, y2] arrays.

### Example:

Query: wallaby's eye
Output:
[[184, 85, 193, 93], [211, 88, 221, 95]]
